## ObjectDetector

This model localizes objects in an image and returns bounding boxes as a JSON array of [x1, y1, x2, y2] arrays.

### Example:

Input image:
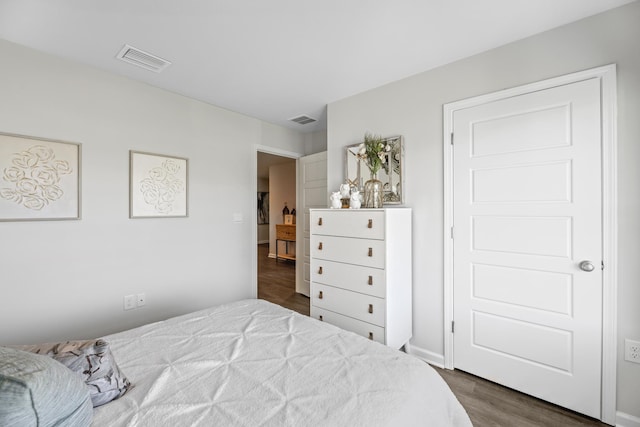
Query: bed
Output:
[[2, 299, 471, 426]]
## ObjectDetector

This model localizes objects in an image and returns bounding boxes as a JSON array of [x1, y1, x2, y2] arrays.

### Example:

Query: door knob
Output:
[[579, 260, 595, 272]]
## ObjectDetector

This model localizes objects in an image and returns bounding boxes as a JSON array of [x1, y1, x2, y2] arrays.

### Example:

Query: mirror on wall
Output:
[[345, 135, 404, 205]]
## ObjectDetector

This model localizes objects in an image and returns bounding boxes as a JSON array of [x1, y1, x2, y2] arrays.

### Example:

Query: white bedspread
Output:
[[92, 299, 471, 426]]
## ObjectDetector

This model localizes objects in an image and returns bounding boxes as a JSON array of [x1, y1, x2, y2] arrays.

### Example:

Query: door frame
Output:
[[295, 151, 327, 296], [252, 145, 302, 299], [442, 64, 618, 424]]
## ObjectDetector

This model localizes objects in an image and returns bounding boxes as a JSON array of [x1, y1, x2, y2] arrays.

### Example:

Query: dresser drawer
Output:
[[310, 235, 385, 268], [311, 259, 385, 298], [311, 306, 385, 344], [311, 210, 385, 240], [311, 283, 385, 327], [276, 224, 296, 241]]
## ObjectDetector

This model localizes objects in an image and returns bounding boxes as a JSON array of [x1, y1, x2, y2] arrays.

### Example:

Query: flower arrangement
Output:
[[356, 133, 391, 176]]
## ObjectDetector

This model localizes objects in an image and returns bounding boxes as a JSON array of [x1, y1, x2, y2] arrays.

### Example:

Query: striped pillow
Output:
[[0, 346, 93, 426], [17, 339, 131, 407]]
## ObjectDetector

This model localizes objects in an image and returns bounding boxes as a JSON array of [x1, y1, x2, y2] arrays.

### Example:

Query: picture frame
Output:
[[345, 135, 405, 205], [284, 214, 294, 225], [130, 151, 188, 218], [257, 191, 269, 224], [0, 132, 81, 221]]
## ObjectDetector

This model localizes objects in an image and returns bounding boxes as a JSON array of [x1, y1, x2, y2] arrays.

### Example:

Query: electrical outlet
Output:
[[625, 339, 640, 363], [123, 295, 136, 310], [136, 293, 146, 307]]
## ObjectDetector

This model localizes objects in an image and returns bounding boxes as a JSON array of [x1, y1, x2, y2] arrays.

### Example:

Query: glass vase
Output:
[[363, 172, 383, 208]]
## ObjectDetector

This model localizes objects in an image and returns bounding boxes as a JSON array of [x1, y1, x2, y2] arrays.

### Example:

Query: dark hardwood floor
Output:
[[433, 367, 607, 427], [257, 243, 309, 316], [257, 243, 607, 426]]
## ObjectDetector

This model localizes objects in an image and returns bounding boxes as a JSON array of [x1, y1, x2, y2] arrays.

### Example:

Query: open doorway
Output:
[[256, 151, 309, 315]]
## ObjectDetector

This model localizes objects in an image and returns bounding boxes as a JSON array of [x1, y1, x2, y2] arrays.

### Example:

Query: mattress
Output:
[[92, 299, 471, 426]]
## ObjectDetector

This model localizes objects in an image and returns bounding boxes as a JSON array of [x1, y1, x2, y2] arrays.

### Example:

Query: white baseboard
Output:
[[257, 240, 269, 245], [405, 342, 445, 368], [617, 412, 640, 427], [267, 253, 276, 259]]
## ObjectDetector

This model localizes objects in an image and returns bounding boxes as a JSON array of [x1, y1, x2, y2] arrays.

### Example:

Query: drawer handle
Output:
[[368, 332, 374, 340], [368, 304, 373, 314], [318, 242, 323, 250], [368, 275, 373, 285], [319, 291, 323, 299], [368, 247, 373, 257], [319, 315, 323, 321], [318, 217, 323, 226], [318, 266, 323, 274], [368, 219, 373, 229]]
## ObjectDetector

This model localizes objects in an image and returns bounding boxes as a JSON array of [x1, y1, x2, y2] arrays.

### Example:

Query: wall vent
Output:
[[116, 44, 171, 73], [290, 115, 317, 125]]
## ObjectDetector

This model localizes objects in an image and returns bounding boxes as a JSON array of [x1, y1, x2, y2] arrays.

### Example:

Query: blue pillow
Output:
[[0, 346, 93, 427]]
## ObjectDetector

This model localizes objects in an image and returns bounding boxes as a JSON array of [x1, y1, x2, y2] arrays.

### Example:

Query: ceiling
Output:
[[257, 152, 294, 180], [0, 0, 634, 133]]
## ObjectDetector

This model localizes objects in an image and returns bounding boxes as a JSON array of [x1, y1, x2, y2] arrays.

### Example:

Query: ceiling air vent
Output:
[[290, 115, 317, 125], [116, 44, 171, 73]]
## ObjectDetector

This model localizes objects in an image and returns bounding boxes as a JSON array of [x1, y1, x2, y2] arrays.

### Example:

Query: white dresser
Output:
[[309, 208, 412, 349]]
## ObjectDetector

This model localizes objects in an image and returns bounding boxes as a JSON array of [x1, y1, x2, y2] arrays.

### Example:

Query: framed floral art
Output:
[[129, 151, 188, 218], [0, 132, 81, 221]]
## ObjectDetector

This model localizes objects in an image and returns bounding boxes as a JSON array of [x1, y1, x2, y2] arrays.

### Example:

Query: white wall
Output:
[[0, 38, 306, 344], [268, 161, 296, 256], [304, 130, 328, 155], [327, 2, 640, 420]]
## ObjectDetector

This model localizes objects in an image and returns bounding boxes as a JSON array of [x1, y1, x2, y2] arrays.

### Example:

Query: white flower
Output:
[[23, 196, 46, 210], [0, 188, 22, 203], [29, 145, 55, 162], [12, 151, 39, 169], [53, 160, 72, 175], [42, 185, 64, 201], [3, 167, 24, 183], [16, 178, 39, 195], [30, 166, 59, 186], [149, 167, 167, 181], [163, 160, 180, 174]]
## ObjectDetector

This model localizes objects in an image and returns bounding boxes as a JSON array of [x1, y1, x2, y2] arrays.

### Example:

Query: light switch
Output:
[[123, 295, 136, 310], [233, 213, 243, 223]]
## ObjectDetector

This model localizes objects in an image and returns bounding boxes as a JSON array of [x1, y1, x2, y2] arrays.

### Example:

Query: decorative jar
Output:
[[363, 172, 383, 208]]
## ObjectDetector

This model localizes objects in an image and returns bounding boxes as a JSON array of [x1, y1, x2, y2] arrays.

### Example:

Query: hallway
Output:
[[257, 243, 309, 315]]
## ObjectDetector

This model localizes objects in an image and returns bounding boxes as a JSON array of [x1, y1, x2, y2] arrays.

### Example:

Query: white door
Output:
[[296, 151, 327, 297], [452, 78, 603, 418]]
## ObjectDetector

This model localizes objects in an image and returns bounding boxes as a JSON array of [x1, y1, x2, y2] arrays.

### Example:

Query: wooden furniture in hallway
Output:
[[275, 224, 296, 262]]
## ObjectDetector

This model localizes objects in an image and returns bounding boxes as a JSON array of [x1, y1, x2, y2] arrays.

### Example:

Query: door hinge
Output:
[[450, 133, 454, 145], [601, 260, 605, 270], [451, 321, 455, 333], [450, 227, 454, 239]]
